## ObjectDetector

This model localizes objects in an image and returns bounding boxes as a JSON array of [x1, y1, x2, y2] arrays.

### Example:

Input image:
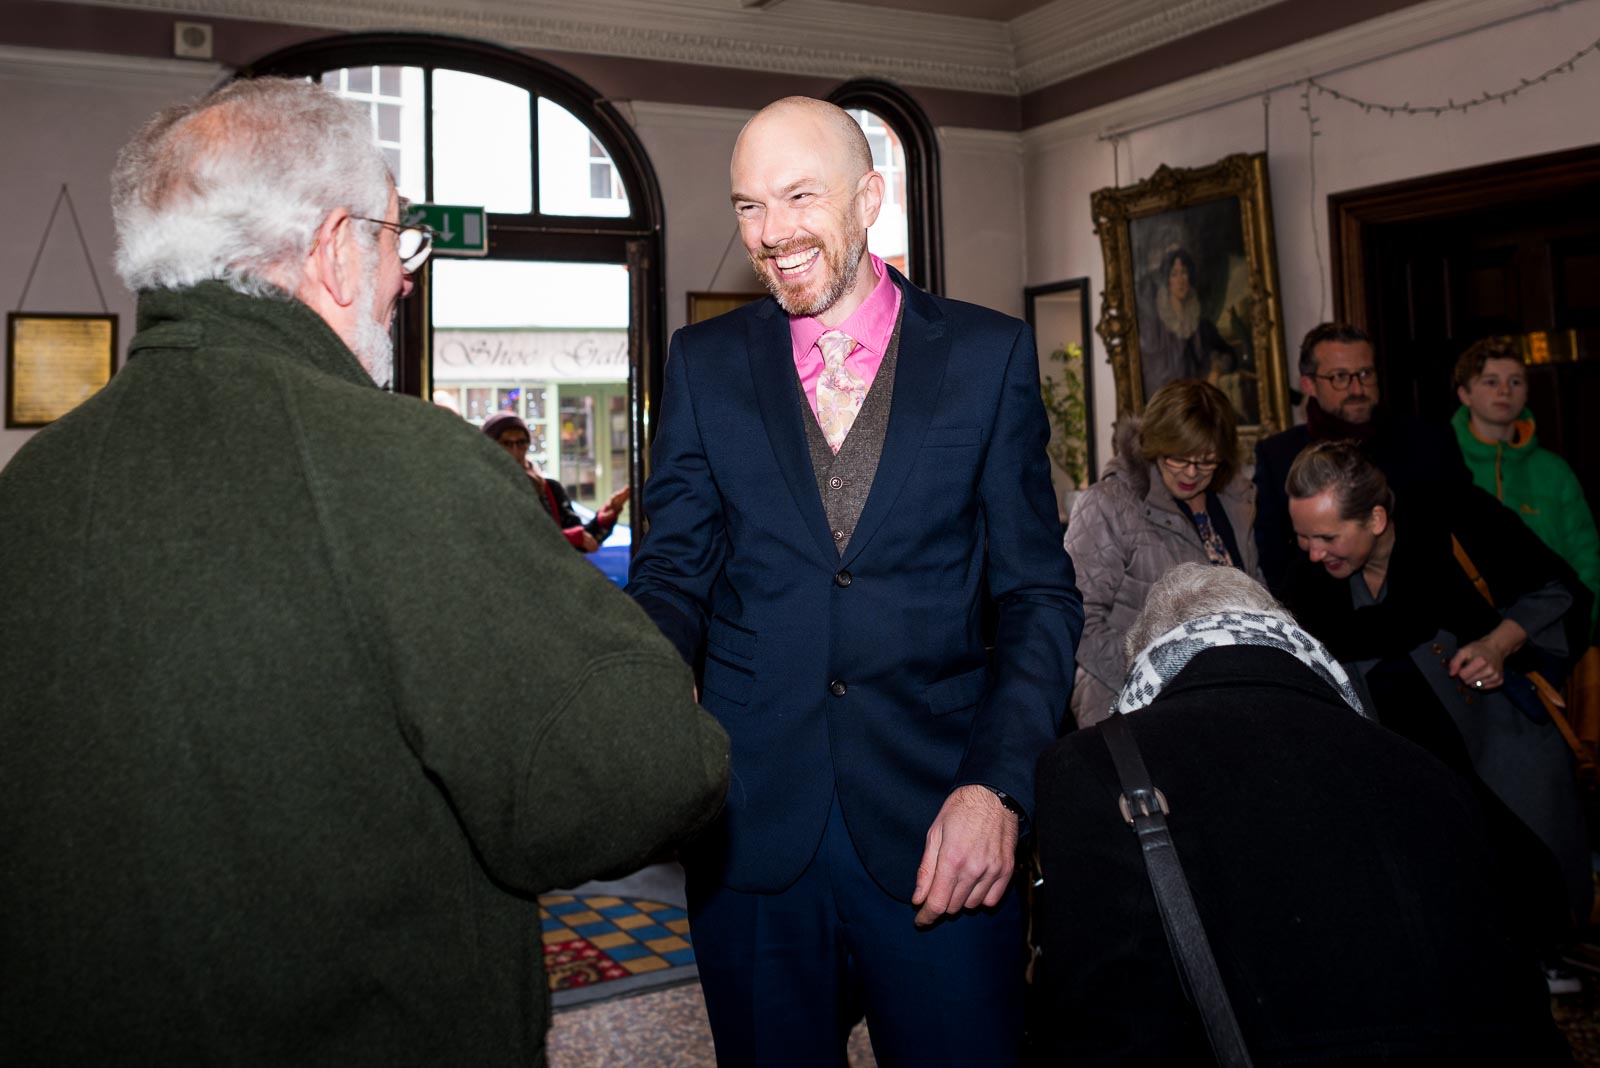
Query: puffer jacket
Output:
[[1452, 405, 1599, 638], [1063, 421, 1261, 725]]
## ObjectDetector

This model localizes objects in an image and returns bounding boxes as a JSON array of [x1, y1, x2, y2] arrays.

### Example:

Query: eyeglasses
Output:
[[498, 436, 531, 449], [1161, 456, 1219, 474], [352, 216, 435, 273], [1310, 367, 1376, 390]]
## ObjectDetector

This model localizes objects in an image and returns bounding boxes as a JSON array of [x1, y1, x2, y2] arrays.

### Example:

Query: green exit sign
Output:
[[404, 203, 487, 257]]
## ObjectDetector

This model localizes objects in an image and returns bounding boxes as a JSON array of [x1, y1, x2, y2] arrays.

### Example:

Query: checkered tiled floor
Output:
[[540, 894, 695, 990]]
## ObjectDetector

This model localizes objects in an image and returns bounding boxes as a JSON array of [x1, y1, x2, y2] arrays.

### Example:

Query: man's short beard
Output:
[[351, 261, 395, 388], [753, 227, 867, 319]]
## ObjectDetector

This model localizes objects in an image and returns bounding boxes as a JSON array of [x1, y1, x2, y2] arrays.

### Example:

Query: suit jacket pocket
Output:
[[707, 617, 757, 662], [702, 652, 755, 707], [923, 425, 982, 448], [923, 663, 990, 716]]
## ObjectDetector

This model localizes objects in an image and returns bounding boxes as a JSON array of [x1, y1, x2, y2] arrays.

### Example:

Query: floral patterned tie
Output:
[[815, 329, 866, 454]]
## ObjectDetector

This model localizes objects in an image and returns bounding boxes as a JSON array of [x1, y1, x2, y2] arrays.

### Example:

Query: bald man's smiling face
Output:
[[730, 104, 883, 324]]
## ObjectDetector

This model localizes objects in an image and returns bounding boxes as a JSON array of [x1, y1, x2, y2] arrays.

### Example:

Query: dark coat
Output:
[[1032, 645, 1571, 1067], [629, 266, 1083, 898], [0, 283, 730, 1065], [1252, 403, 1469, 593]]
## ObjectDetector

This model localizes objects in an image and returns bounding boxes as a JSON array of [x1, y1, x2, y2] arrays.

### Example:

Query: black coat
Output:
[[1252, 405, 1468, 594], [1031, 645, 1570, 1067]]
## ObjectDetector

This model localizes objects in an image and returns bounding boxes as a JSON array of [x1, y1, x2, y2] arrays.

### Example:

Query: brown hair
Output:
[[1285, 440, 1393, 519], [1138, 378, 1241, 489], [1298, 322, 1372, 378], [1452, 335, 1525, 390]]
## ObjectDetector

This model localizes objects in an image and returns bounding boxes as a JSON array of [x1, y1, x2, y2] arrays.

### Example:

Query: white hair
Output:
[[1124, 563, 1290, 660], [112, 77, 390, 299]]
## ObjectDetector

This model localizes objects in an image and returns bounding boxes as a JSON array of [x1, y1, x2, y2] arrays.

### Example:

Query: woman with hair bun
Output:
[[1285, 439, 1593, 930]]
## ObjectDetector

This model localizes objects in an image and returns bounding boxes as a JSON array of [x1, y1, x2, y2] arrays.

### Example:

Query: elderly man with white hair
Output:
[[1030, 563, 1571, 1066], [0, 77, 729, 1064]]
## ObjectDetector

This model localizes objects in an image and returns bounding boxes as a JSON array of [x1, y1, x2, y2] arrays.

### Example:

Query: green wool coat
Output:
[[0, 282, 729, 1065], [1452, 404, 1600, 638]]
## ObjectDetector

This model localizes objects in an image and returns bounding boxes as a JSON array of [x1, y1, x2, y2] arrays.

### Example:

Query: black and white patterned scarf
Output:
[[1114, 610, 1368, 717]]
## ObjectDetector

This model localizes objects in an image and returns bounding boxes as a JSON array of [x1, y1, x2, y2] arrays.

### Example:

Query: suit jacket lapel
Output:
[[841, 271, 948, 567], [747, 299, 841, 562]]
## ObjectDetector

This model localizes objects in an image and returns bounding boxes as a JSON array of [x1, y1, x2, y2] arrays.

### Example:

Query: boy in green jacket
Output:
[[1452, 336, 1599, 639]]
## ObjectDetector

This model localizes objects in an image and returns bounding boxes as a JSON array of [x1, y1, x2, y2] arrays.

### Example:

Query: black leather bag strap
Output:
[[1100, 711, 1254, 1068]]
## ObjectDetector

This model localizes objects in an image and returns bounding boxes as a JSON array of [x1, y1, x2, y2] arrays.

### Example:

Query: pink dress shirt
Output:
[[789, 253, 904, 420]]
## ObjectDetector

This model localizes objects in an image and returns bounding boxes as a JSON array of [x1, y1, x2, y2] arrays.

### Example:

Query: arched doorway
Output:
[[239, 35, 665, 569]]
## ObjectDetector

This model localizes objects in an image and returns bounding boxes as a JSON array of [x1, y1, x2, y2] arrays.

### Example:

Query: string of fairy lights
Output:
[[1100, 30, 1600, 323]]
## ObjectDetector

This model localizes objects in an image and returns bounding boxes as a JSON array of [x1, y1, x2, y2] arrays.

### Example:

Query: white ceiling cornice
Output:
[[50, 0, 1398, 97], [58, 0, 1022, 93], [1009, 0, 1283, 93]]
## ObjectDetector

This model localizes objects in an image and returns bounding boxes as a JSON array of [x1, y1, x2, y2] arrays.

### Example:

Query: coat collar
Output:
[[130, 281, 375, 390], [745, 264, 949, 566]]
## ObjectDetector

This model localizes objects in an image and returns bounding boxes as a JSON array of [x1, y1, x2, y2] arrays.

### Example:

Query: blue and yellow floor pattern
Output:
[[541, 894, 696, 1004]]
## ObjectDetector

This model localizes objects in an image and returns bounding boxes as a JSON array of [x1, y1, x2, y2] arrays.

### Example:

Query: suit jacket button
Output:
[[832, 529, 845, 541], [829, 476, 843, 489], [829, 679, 847, 697], [834, 570, 852, 588]]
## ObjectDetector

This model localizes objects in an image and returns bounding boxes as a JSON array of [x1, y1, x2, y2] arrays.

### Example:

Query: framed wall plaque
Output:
[[6, 313, 118, 428]]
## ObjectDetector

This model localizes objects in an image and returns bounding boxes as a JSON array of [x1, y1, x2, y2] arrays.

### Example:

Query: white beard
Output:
[[351, 264, 395, 388]]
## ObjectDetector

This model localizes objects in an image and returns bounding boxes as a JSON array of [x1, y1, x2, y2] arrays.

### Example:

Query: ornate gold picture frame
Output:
[[1091, 152, 1288, 444]]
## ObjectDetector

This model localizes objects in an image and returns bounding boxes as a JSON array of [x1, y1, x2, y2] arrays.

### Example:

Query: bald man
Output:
[[629, 96, 1082, 1066]]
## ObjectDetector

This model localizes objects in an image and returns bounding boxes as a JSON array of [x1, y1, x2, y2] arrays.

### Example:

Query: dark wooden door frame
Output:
[[1330, 144, 1600, 327]]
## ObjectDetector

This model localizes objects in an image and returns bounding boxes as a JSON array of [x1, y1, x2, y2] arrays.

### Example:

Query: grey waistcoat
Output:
[[798, 310, 905, 555]]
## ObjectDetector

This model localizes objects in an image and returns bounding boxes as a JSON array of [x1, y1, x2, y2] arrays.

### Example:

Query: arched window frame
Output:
[[235, 34, 666, 503], [828, 79, 944, 296]]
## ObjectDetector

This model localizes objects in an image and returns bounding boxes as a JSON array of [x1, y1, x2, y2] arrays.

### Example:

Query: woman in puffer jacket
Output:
[[1064, 378, 1261, 725]]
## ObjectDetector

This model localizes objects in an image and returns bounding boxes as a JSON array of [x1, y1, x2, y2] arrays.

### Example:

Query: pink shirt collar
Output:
[[789, 254, 902, 363]]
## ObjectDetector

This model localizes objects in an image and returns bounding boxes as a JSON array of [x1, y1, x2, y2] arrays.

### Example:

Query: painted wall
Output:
[[1023, 0, 1600, 477], [0, 49, 219, 468]]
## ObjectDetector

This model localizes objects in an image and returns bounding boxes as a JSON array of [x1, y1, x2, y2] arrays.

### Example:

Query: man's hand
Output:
[[911, 784, 1019, 926]]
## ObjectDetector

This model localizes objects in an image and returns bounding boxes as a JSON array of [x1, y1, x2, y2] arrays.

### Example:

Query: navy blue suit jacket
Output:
[[629, 269, 1083, 900]]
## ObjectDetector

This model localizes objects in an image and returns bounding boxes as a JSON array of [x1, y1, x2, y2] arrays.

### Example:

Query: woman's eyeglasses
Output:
[[1160, 456, 1219, 474]]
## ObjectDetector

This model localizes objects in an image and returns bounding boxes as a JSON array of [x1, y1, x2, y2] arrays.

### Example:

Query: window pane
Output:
[[538, 98, 629, 218], [847, 108, 910, 279], [320, 65, 425, 205], [377, 102, 400, 143], [432, 259, 631, 533], [433, 69, 532, 214]]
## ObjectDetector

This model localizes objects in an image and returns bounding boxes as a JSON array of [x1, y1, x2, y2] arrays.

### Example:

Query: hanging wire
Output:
[[18, 184, 110, 314], [1262, 92, 1271, 156], [705, 224, 744, 291], [1300, 85, 1326, 324]]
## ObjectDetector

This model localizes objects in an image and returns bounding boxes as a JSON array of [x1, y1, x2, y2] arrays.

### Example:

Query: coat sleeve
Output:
[[331, 418, 730, 896], [1063, 483, 1136, 693], [627, 330, 730, 667], [951, 321, 1085, 820]]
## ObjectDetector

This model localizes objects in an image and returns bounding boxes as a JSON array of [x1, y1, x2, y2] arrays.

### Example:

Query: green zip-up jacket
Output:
[[0, 282, 729, 1065], [1452, 403, 1599, 639]]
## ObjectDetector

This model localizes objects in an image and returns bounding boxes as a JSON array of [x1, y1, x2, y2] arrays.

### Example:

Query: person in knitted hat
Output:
[[482, 410, 629, 553]]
